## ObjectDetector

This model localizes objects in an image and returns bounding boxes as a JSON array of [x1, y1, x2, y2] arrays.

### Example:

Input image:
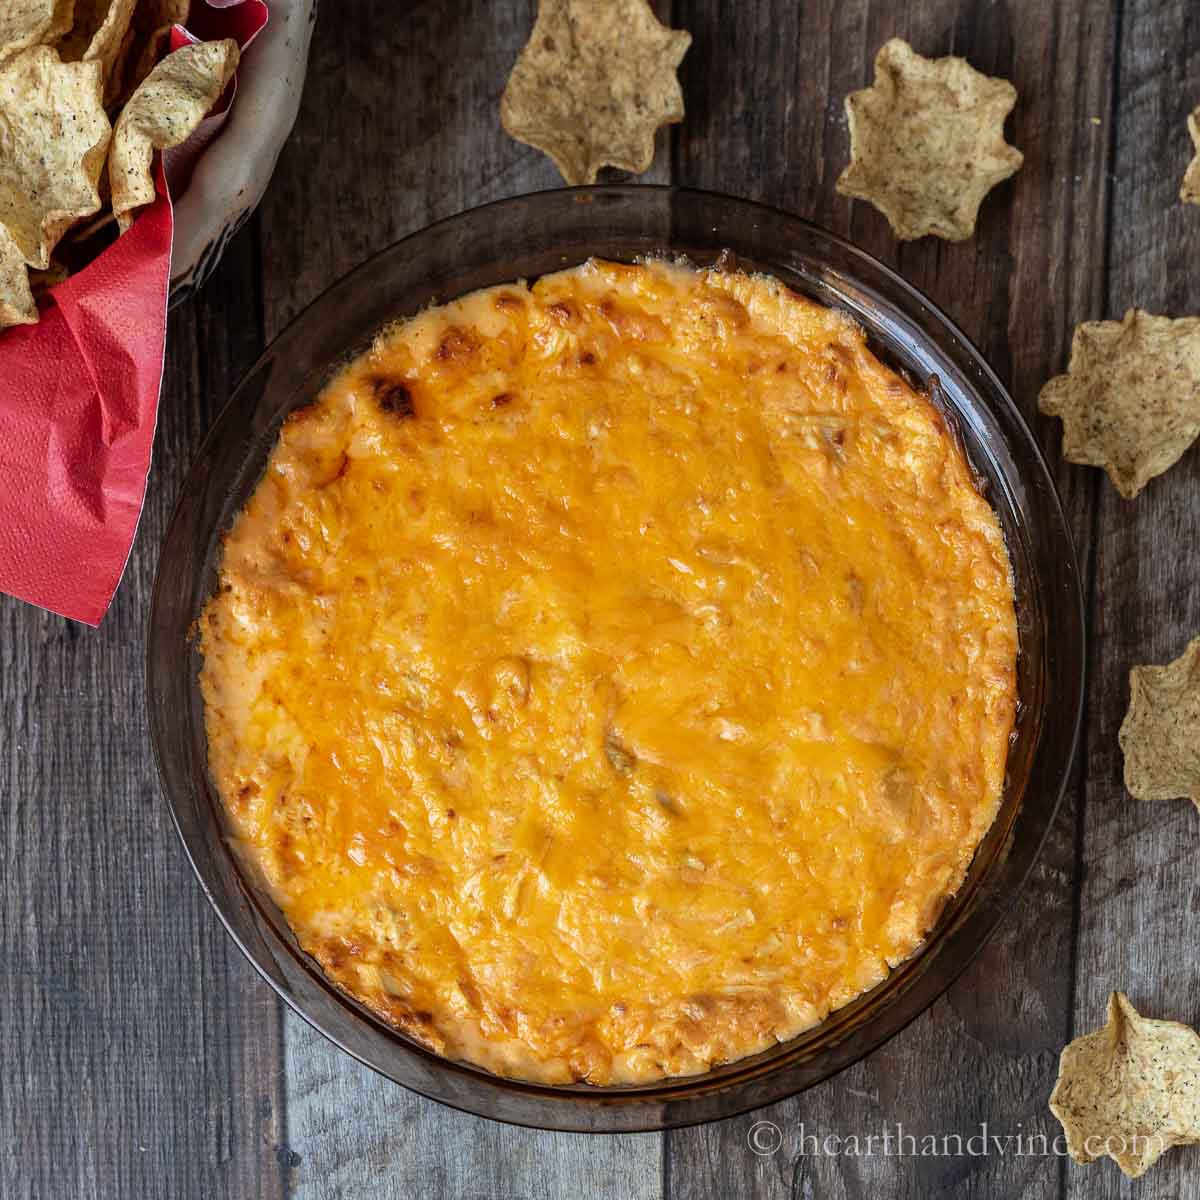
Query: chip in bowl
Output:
[[0, 2, 257, 331], [109, 37, 239, 231], [0, 223, 37, 327], [0, 46, 110, 271], [0, 0, 74, 66], [58, 0, 138, 97]]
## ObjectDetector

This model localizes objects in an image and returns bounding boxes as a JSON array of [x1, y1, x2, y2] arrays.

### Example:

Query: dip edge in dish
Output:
[[147, 186, 1085, 1133]]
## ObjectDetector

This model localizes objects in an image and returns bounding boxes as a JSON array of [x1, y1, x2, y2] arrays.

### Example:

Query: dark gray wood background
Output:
[[3, 1, 1198, 1196]]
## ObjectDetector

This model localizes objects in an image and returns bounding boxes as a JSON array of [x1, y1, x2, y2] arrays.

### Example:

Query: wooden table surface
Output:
[[3, 1, 1199, 1196]]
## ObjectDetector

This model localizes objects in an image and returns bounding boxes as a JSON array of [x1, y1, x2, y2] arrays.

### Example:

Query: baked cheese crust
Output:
[[199, 259, 1018, 1085]]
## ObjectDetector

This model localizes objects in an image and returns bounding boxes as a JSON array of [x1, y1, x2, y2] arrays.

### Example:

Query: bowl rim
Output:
[[148, 184, 1086, 1132], [169, 0, 317, 300]]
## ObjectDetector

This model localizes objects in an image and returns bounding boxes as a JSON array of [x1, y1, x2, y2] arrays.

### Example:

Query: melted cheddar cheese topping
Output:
[[200, 260, 1018, 1085]]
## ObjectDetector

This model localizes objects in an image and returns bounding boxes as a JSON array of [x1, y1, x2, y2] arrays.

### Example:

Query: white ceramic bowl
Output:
[[169, 0, 316, 303]]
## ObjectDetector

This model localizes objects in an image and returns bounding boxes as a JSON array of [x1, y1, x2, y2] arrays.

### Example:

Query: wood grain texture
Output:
[[280, 1018, 662, 1200], [5, 0, 1200, 1196], [0, 232, 284, 1200], [1067, 0, 1200, 1196]]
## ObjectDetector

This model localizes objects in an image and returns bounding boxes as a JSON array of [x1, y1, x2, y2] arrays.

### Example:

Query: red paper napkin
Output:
[[0, 0, 268, 626]]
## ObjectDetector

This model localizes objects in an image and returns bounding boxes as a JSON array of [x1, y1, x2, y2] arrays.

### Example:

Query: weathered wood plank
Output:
[[667, 1, 1115, 1196], [0, 228, 285, 1200], [1067, 0, 1200, 1195], [281, 1019, 662, 1200], [256, 4, 670, 1195]]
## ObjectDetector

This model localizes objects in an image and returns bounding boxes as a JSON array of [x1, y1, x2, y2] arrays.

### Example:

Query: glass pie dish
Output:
[[147, 186, 1085, 1132]]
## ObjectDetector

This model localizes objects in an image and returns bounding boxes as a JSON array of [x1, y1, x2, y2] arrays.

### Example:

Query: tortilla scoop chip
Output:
[[836, 38, 1023, 241], [1119, 635, 1200, 811], [1038, 309, 1200, 498], [59, 0, 138, 96], [1050, 992, 1200, 1178], [120, 20, 172, 102], [501, 0, 691, 186], [133, 0, 189, 34], [1182, 107, 1200, 206], [0, 0, 74, 67], [0, 46, 110, 270], [0, 223, 37, 329], [109, 37, 239, 232], [103, 21, 137, 105]]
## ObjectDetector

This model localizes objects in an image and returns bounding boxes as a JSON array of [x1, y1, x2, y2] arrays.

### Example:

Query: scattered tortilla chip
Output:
[[0, 47, 110, 270], [1119, 635, 1200, 810], [0, 223, 37, 329], [1038, 309, 1200, 498], [500, 0, 691, 186], [1182, 107, 1200, 206], [836, 38, 1023, 241], [109, 37, 239, 231], [0, 0, 75, 66], [1050, 992, 1200, 1178]]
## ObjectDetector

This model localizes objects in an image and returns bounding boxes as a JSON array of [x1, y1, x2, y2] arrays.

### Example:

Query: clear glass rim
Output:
[[147, 185, 1086, 1132]]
